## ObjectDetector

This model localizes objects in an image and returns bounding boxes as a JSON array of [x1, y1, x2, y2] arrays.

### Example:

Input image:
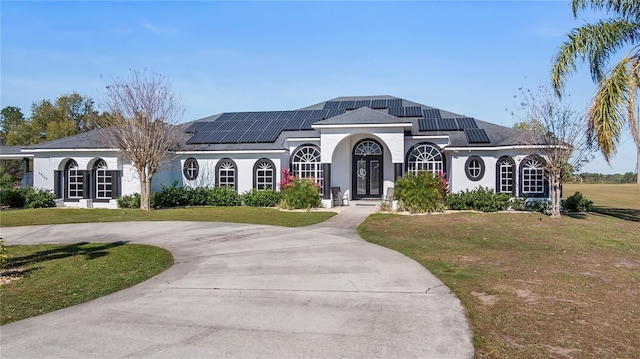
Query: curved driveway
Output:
[[1, 205, 474, 358]]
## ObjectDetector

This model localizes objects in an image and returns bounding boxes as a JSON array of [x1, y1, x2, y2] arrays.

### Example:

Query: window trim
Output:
[[290, 144, 323, 194], [94, 159, 112, 200], [464, 156, 485, 181], [519, 155, 548, 198], [215, 158, 237, 190], [183, 158, 199, 181], [253, 158, 276, 190], [405, 142, 446, 175], [496, 156, 515, 195]]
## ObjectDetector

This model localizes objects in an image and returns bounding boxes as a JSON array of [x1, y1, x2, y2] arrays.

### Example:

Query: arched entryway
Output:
[[352, 139, 383, 199]]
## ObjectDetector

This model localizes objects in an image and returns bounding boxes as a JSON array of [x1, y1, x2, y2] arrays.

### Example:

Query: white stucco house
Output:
[[2, 95, 550, 208]]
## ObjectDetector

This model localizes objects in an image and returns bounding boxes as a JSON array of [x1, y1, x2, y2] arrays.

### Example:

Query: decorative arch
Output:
[[496, 156, 516, 195], [405, 142, 445, 175], [254, 158, 276, 190], [215, 158, 237, 190]]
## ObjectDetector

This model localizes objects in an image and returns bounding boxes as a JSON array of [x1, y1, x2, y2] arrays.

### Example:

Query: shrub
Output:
[[525, 198, 551, 213], [394, 171, 448, 213], [152, 181, 191, 209], [188, 186, 212, 206], [280, 170, 321, 209], [0, 239, 7, 270], [445, 186, 514, 212], [117, 193, 141, 209], [562, 191, 593, 212], [209, 186, 242, 206], [242, 188, 281, 207], [1, 187, 26, 208], [23, 188, 56, 208]]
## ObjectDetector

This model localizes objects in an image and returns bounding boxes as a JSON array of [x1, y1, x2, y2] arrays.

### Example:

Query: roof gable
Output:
[[312, 107, 411, 126]]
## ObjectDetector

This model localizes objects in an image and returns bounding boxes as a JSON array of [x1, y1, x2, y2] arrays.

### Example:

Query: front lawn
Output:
[[359, 184, 640, 358], [1, 243, 173, 325], [0, 206, 335, 227]]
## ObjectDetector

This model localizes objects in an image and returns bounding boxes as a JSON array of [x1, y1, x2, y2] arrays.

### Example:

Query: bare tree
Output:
[[100, 69, 185, 210], [514, 85, 593, 218]]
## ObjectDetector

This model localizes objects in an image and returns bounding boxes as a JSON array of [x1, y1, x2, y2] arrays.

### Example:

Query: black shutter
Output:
[[111, 170, 122, 198], [82, 171, 91, 199], [54, 170, 63, 198]]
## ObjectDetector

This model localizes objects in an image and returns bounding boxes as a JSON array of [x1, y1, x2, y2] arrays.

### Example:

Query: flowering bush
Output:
[[394, 171, 448, 213], [279, 169, 321, 209]]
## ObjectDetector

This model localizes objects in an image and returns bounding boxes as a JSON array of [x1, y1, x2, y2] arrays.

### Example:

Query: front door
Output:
[[352, 139, 383, 199]]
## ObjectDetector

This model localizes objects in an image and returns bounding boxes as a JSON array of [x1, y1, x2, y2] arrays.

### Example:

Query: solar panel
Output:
[[300, 117, 317, 129], [457, 117, 478, 129], [404, 106, 423, 117], [249, 120, 270, 131], [201, 121, 224, 131], [270, 119, 288, 130], [256, 128, 281, 143], [423, 108, 441, 119], [216, 113, 235, 122], [230, 112, 251, 121], [439, 118, 460, 131], [293, 110, 312, 120], [323, 101, 340, 110], [245, 112, 262, 121], [387, 98, 402, 107], [278, 111, 296, 119], [325, 109, 345, 119], [221, 130, 245, 143], [186, 131, 211, 144], [309, 110, 327, 120], [339, 100, 356, 109], [371, 99, 387, 109], [355, 100, 371, 108], [282, 119, 301, 130], [184, 122, 207, 134], [418, 118, 439, 131], [389, 107, 405, 117], [238, 130, 263, 143], [204, 131, 229, 143], [264, 111, 281, 120], [218, 121, 241, 131], [464, 128, 491, 143]]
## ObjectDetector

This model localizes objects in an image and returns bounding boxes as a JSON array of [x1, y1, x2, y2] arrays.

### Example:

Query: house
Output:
[[2, 95, 550, 208]]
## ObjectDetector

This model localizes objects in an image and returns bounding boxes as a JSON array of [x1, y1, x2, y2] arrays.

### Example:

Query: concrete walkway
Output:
[[0, 204, 474, 358]]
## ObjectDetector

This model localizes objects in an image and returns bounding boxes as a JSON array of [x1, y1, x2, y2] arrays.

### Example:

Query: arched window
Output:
[[520, 155, 547, 197], [354, 140, 382, 156], [406, 143, 444, 175], [496, 156, 515, 194], [291, 145, 322, 193], [183, 158, 199, 180], [254, 158, 275, 190], [216, 158, 237, 189], [94, 159, 112, 199], [465, 156, 485, 181], [66, 160, 83, 199]]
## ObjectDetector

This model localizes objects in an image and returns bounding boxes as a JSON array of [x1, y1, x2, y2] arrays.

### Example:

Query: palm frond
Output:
[[572, 0, 640, 21], [552, 19, 640, 96], [588, 56, 636, 160]]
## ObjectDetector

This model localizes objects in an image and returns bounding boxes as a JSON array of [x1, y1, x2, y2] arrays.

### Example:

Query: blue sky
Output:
[[1, 0, 638, 174]]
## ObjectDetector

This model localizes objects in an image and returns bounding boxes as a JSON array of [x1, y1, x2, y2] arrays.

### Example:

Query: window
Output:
[[66, 160, 83, 199], [254, 158, 275, 190], [520, 155, 547, 196], [216, 158, 237, 189], [464, 156, 485, 181], [354, 140, 382, 156], [406, 143, 444, 175], [94, 159, 112, 199], [183, 158, 199, 180], [496, 156, 515, 194], [291, 145, 323, 194]]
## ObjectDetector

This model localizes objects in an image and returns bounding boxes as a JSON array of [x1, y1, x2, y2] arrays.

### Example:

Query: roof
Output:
[[20, 95, 533, 152]]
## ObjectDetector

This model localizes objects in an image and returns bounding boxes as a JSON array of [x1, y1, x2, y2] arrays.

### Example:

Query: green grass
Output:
[[1, 242, 173, 325], [359, 184, 640, 358], [0, 206, 335, 228]]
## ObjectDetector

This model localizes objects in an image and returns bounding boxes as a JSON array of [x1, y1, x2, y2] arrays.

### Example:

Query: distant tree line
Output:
[[567, 172, 638, 184], [1, 92, 110, 184]]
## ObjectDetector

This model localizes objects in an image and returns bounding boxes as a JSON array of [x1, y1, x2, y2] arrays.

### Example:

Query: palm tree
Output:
[[552, 0, 640, 171]]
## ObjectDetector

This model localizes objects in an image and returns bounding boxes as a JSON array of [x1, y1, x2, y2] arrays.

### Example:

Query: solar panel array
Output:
[[463, 128, 491, 143], [322, 98, 404, 111], [417, 116, 479, 131], [186, 109, 347, 144]]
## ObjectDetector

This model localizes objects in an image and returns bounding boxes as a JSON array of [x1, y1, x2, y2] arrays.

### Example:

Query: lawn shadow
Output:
[[6, 241, 129, 268], [592, 206, 640, 222], [564, 212, 588, 219]]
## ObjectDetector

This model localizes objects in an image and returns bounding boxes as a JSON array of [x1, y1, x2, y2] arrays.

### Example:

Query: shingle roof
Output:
[[22, 95, 535, 151]]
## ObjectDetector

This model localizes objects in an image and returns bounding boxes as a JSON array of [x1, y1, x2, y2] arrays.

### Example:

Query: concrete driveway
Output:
[[0, 205, 474, 358]]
